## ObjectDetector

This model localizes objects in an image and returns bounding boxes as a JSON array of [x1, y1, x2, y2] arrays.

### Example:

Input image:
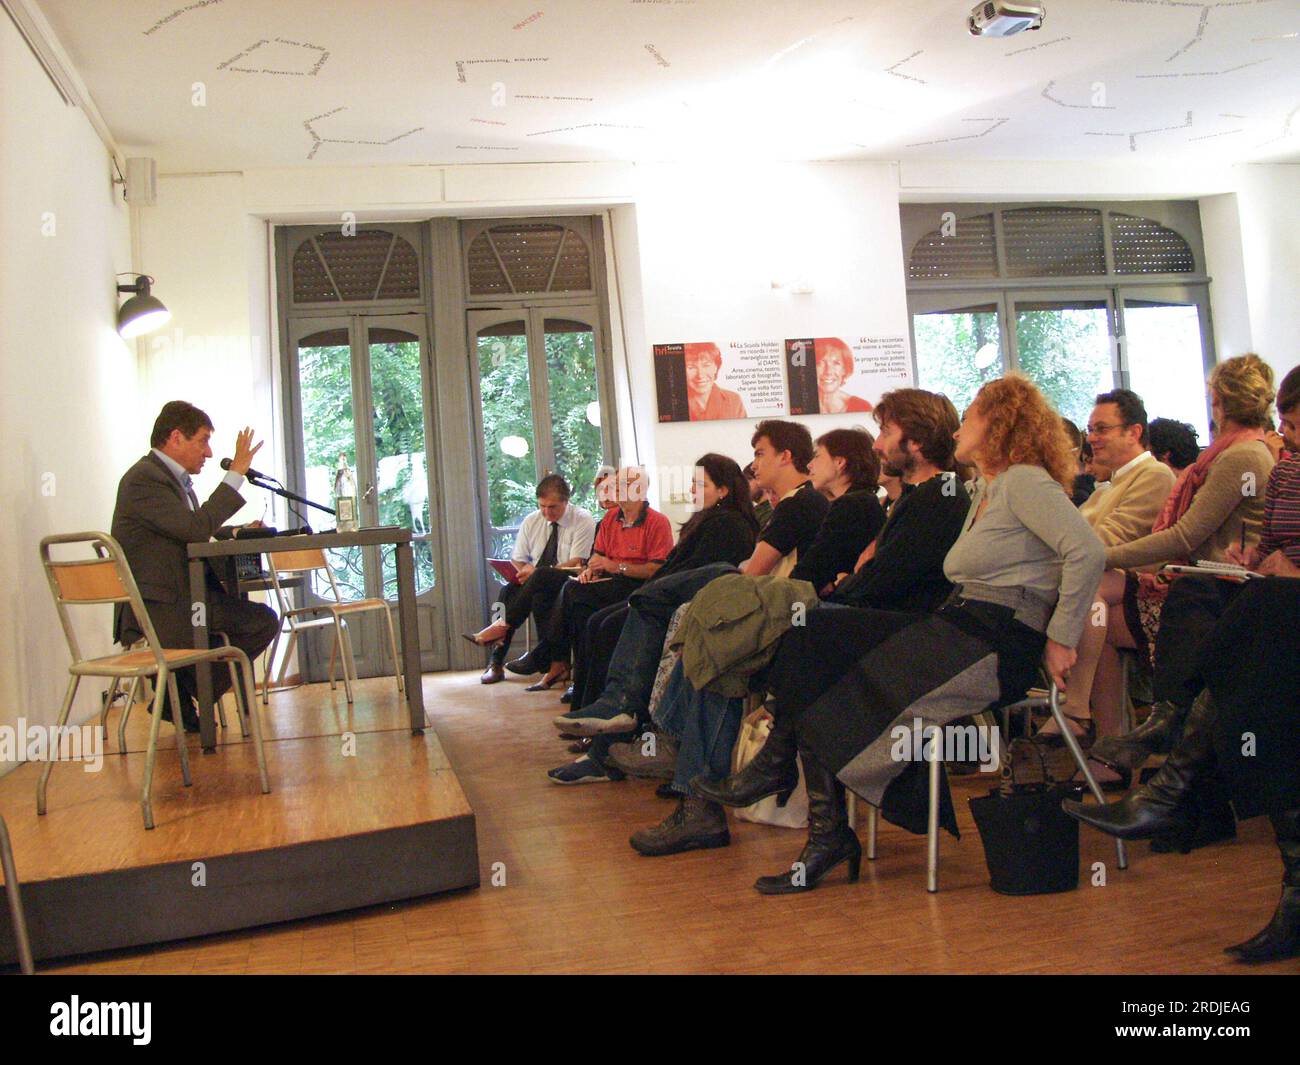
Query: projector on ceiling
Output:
[[968, 1, 1045, 37]]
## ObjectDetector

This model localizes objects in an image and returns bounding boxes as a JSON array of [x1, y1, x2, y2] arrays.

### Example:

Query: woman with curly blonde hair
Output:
[[703, 374, 1106, 894]]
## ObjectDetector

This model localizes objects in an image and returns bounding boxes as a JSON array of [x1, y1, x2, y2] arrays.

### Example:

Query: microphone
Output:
[[220, 457, 274, 482]]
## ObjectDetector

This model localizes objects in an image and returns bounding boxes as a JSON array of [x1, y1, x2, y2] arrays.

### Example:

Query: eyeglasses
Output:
[[1085, 422, 1128, 436]]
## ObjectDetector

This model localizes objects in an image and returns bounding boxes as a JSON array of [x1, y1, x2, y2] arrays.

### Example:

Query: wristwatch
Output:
[[618, 563, 628, 575]]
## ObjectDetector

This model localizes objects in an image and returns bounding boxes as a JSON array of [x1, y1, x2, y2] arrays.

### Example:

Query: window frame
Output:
[[902, 201, 1217, 426]]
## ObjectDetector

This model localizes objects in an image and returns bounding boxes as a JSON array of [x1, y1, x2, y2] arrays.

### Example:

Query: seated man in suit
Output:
[[111, 400, 278, 732]]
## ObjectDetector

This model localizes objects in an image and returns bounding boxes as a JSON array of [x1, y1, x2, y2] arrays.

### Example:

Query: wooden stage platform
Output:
[[0, 678, 479, 964]]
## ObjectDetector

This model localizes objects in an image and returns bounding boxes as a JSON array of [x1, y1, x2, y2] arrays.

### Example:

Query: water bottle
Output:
[[334, 453, 359, 532]]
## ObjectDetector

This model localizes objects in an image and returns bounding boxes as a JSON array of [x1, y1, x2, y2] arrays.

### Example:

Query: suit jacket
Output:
[[110, 452, 244, 644]]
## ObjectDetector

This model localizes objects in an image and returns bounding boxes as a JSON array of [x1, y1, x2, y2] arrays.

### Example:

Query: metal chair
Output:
[[105, 632, 249, 755], [0, 816, 34, 974], [261, 548, 404, 706], [38, 532, 271, 830], [847, 682, 1127, 892]]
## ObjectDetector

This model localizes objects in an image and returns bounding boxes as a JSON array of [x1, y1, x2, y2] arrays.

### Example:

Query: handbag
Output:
[[968, 737, 1085, 896], [732, 707, 808, 829]]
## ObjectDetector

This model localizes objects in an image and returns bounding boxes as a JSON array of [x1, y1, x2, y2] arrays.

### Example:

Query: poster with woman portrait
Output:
[[784, 335, 912, 416], [654, 340, 785, 422]]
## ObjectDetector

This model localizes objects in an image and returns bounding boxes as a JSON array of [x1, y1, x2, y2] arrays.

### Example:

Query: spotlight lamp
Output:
[[116, 274, 171, 338]]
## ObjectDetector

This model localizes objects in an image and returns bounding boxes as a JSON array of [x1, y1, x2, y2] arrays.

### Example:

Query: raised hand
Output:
[[229, 427, 264, 476]]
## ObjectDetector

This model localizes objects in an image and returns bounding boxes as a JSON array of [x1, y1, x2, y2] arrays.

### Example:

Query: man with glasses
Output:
[[1079, 389, 1175, 547], [1034, 389, 1174, 753]]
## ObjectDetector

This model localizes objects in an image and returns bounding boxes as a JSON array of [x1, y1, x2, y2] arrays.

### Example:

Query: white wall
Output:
[[629, 161, 910, 527], [135, 174, 275, 524], [0, 13, 135, 756], [1229, 165, 1300, 383]]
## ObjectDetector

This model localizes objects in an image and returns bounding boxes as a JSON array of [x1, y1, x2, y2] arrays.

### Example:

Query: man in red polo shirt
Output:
[[532, 467, 674, 692]]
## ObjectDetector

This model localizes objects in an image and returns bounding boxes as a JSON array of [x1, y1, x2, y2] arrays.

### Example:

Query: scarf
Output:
[[1137, 426, 1266, 602]]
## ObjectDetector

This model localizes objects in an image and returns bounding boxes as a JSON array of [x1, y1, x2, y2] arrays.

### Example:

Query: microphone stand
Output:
[[246, 473, 334, 532]]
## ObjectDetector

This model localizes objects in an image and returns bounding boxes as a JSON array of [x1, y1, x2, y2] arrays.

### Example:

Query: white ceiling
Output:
[[35, 0, 1300, 170]]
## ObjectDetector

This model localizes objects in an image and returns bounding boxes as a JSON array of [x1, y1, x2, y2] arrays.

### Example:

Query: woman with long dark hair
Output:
[[548, 454, 758, 783]]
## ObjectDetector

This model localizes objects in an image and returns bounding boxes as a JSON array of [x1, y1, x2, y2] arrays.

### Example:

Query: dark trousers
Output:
[[130, 586, 279, 716], [574, 601, 630, 710], [502, 568, 570, 630], [1152, 576, 1244, 706], [545, 575, 641, 662], [493, 567, 570, 661]]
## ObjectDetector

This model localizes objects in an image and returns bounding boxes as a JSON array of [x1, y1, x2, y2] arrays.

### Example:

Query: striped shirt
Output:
[[1259, 453, 1300, 566]]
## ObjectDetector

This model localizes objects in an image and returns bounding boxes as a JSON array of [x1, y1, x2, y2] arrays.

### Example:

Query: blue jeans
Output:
[[654, 658, 744, 796], [582, 562, 736, 721]]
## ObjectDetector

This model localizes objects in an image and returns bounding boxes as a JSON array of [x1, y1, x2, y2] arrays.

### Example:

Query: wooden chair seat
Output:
[[329, 598, 393, 615], [71, 645, 239, 675]]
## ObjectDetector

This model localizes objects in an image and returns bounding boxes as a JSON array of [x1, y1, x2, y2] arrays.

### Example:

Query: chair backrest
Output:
[[266, 546, 345, 608], [39, 532, 167, 669]]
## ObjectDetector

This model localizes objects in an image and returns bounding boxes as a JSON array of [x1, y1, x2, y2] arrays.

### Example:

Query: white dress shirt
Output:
[[510, 504, 596, 566]]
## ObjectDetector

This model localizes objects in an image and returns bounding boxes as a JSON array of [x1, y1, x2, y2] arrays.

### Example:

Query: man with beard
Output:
[[632, 389, 975, 856]]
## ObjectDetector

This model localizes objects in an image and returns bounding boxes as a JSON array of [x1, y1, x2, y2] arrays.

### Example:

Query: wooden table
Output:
[[188, 528, 426, 751]]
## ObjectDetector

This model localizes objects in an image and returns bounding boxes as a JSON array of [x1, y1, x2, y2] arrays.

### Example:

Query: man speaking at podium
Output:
[[111, 400, 279, 732]]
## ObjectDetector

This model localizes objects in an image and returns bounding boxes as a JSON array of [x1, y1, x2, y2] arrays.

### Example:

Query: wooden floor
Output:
[[21, 669, 1299, 975]]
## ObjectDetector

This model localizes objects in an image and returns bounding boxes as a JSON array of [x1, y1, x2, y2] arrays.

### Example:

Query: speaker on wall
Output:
[[124, 157, 157, 206]]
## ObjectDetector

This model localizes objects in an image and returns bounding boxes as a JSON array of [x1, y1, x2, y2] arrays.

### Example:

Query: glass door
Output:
[[1117, 285, 1214, 446], [1007, 291, 1118, 428], [467, 305, 608, 574], [288, 313, 447, 679], [909, 294, 1007, 415]]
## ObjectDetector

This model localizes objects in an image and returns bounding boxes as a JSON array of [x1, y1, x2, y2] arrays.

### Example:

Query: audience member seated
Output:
[[525, 467, 674, 694], [1065, 476, 1299, 958], [1063, 418, 1095, 506], [698, 375, 1105, 893], [1148, 416, 1201, 476], [566, 454, 759, 717], [744, 462, 774, 530], [472, 473, 596, 684], [1033, 389, 1176, 760], [1082, 356, 1276, 792], [633, 389, 972, 853], [787, 428, 886, 596], [547, 420, 827, 749]]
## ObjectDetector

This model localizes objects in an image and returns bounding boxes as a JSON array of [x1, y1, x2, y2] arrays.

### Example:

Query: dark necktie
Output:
[[538, 521, 560, 568], [182, 474, 200, 512]]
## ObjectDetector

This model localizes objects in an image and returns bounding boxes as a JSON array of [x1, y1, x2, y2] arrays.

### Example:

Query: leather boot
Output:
[[690, 711, 798, 808], [1151, 764, 1237, 853], [480, 645, 506, 684], [1090, 699, 1188, 772], [629, 795, 729, 857], [754, 752, 861, 895], [1225, 808, 1300, 962], [1062, 689, 1217, 840]]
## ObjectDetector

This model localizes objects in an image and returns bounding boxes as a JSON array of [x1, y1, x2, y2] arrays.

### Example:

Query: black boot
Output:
[[1225, 808, 1300, 962], [690, 711, 799, 808], [1150, 766, 1237, 853], [505, 639, 548, 676], [1062, 690, 1217, 840], [1090, 700, 1188, 772], [754, 752, 860, 895]]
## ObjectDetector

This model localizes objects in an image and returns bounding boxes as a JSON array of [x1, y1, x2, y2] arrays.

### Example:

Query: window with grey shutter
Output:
[[1001, 207, 1106, 278], [907, 213, 997, 281], [1111, 213, 1196, 274], [465, 222, 593, 297], [291, 229, 421, 304]]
